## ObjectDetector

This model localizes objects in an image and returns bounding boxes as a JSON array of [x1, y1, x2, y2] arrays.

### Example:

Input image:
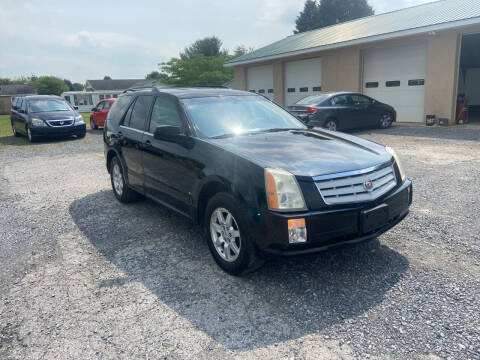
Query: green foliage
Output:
[[64, 79, 73, 91], [35, 76, 68, 95], [159, 54, 233, 87], [180, 36, 228, 60], [72, 83, 84, 91], [103, 75, 111, 80], [295, 0, 374, 34], [232, 45, 254, 58], [0, 78, 12, 85]]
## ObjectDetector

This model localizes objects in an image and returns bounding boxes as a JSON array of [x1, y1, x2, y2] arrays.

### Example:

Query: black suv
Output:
[[11, 95, 86, 142], [104, 86, 412, 275]]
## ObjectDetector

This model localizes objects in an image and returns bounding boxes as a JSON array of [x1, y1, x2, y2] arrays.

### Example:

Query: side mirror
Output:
[[154, 125, 184, 143], [91, 108, 96, 111], [74, 106, 79, 110]]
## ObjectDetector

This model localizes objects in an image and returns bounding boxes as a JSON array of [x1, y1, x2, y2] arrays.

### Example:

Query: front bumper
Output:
[[252, 179, 412, 256], [31, 123, 86, 137]]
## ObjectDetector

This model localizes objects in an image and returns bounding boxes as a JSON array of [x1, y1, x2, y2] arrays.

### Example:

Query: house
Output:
[[225, 0, 480, 124], [0, 84, 35, 115], [62, 79, 164, 112]]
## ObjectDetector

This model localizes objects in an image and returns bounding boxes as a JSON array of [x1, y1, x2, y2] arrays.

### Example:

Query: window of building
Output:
[[312, 86, 322, 92], [258, 89, 265, 94], [268, 89, 274, 93], [365, 82, 379, 88], [99, 95, 105, 100], [299, 87, 308, 92], [386, 81, 401, 87], [408, 79, 425, 86], [287, 88, 295, 93]]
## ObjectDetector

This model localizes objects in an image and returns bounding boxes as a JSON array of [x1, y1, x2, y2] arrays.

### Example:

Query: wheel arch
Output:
[[195, 177, 236, 225]]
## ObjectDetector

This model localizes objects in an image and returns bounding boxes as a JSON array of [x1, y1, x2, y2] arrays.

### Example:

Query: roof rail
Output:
[[122, 84, 161, 94]]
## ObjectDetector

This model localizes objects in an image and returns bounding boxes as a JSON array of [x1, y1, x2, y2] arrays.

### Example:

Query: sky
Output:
[[0, 0, 436, 83]]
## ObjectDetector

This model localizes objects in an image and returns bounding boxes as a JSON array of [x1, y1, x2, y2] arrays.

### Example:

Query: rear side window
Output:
[[106, 95, 132, 127], [149, 96, 183, 133], [331, 95, 350, 105], [129, 95, 153, 131]]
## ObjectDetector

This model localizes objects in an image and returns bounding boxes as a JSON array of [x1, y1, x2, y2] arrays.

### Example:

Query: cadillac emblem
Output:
[[363, 179, 374, 192], [59, 121, 64, 125]]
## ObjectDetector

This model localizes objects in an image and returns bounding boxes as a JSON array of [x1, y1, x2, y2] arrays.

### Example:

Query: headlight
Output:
[[385, 146, 406, 182], [74, 115, 85, 124], [265, 168, 306, 211], [31, 118, 46, 126]]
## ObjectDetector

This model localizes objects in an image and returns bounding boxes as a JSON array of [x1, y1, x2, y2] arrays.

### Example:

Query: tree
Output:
[[64, 79, 73, 91], [159, 54, 233, 87], [0, 78, 12, 85], [294, 0, 322, 34], [232, 45, 254, 58], [72, 83, 84, 91], [294, 0, 374, 34], [103, 75, 112, 80], [180, 36, 228, 60], [35, 76, 68, 95]]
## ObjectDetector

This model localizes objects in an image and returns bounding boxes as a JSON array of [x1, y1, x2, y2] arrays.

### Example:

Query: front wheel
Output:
[[110, 157, 140, 203], [26, 127, 36, 143], [204, 193, 263, 275], [324, 118, 338, 131], [90, 118, 98, 130], [379, 113, 393, 129]]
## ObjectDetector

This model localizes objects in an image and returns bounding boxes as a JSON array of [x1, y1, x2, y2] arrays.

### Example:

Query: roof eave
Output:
[[225, 16, 480, 67]]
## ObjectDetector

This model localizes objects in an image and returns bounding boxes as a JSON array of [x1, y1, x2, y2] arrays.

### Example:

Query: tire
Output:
[[77, 132, 86, 139], [379, 113, 393, 129], [90, 117, 98, 130], [12, 123, 20, 137], [204, 192, 264, 275], [110, 156, 140, 203], [26, 127, 36, 143], [323, 118, 338, 131]]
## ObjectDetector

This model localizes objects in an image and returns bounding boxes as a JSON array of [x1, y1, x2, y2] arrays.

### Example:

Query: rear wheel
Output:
[[110, 157, 140, 203], [379, 113, 393, 129], [12, 123, 20, 137], [204, 192, 263, 275], [324, 118, 338, 131]]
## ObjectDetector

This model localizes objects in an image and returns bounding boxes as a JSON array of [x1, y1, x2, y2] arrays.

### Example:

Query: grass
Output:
[[0, 113, 92, 148]]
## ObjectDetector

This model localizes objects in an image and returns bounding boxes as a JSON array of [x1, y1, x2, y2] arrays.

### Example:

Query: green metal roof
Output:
[[226, 0, 480, 66]]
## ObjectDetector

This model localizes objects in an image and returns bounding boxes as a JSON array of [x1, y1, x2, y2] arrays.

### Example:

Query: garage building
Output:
[[226, 0, 480, 125]]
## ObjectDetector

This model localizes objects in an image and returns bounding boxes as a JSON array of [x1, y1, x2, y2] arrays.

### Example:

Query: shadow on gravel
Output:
[[70, 190, 409, 351]]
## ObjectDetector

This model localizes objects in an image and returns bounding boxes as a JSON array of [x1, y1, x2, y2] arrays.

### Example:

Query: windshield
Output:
[[28, 99, 72, 113], [296, 94, 329, 105], [182, 95, 306, 138]]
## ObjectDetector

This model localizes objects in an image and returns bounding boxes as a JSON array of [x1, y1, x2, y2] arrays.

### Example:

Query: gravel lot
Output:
[[1, 126, 479, 359]]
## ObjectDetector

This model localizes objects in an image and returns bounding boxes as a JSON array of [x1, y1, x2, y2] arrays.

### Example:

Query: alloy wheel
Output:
[[112, 162, 124, 196], [210, 207, 241, 262], [380, 114, 392, 128], [325, 120, 337, 131]]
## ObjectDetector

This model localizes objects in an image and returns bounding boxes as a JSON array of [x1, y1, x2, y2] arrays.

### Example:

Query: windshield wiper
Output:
[[251, 128, 303, 134]]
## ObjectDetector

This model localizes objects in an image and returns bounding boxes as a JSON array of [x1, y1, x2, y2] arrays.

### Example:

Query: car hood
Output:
[[209, 129, 392, 179], [32, 111, 75, 120]]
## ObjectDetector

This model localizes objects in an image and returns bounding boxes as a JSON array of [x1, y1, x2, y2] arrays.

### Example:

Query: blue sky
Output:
[[0, 0, 435, 83]]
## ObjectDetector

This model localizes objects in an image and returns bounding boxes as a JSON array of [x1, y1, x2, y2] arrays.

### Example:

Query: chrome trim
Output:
[[314, 161, 397, 205], [46, 119, 74, 127], [312, 160, 393, 182]]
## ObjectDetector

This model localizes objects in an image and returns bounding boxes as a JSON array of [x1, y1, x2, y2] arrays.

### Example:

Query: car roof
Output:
[[22, 95, 65, 101], [122, 86, 255, 99]]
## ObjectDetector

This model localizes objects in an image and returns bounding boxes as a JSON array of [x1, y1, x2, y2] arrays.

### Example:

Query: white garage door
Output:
[[284, 57, 322, 106], [246, 64, 274, 100], [363, 41, 427, 123]]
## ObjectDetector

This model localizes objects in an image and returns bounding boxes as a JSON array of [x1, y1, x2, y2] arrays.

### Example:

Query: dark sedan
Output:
[[11, 95, 86, 142], [287, 92, 396, 131], [104, 86, 411, 275]]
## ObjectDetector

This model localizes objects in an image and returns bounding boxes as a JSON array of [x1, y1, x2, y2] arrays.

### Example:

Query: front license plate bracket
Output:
[[362, 204, 389, 233]]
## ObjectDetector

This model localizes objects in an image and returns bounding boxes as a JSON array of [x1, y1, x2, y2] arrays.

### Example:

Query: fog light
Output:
[[288, 218, 307, 244]]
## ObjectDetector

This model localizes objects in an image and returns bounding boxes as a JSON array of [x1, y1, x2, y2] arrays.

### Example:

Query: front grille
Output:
[[315, 163, 397, 205], [47, 119, 73, 127]]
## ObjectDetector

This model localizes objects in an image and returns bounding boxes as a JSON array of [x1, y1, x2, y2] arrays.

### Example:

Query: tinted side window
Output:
[[351, 95, 371, 104], [331, 95, 349, 105], [129, 95, 153, 131], [149, 96, 183, 133], [106, 95, 132, 127], [21, 99, 27, 111]]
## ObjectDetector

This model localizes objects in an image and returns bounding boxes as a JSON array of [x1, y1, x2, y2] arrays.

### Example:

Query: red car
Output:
[[90, 98, 116, 129]]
